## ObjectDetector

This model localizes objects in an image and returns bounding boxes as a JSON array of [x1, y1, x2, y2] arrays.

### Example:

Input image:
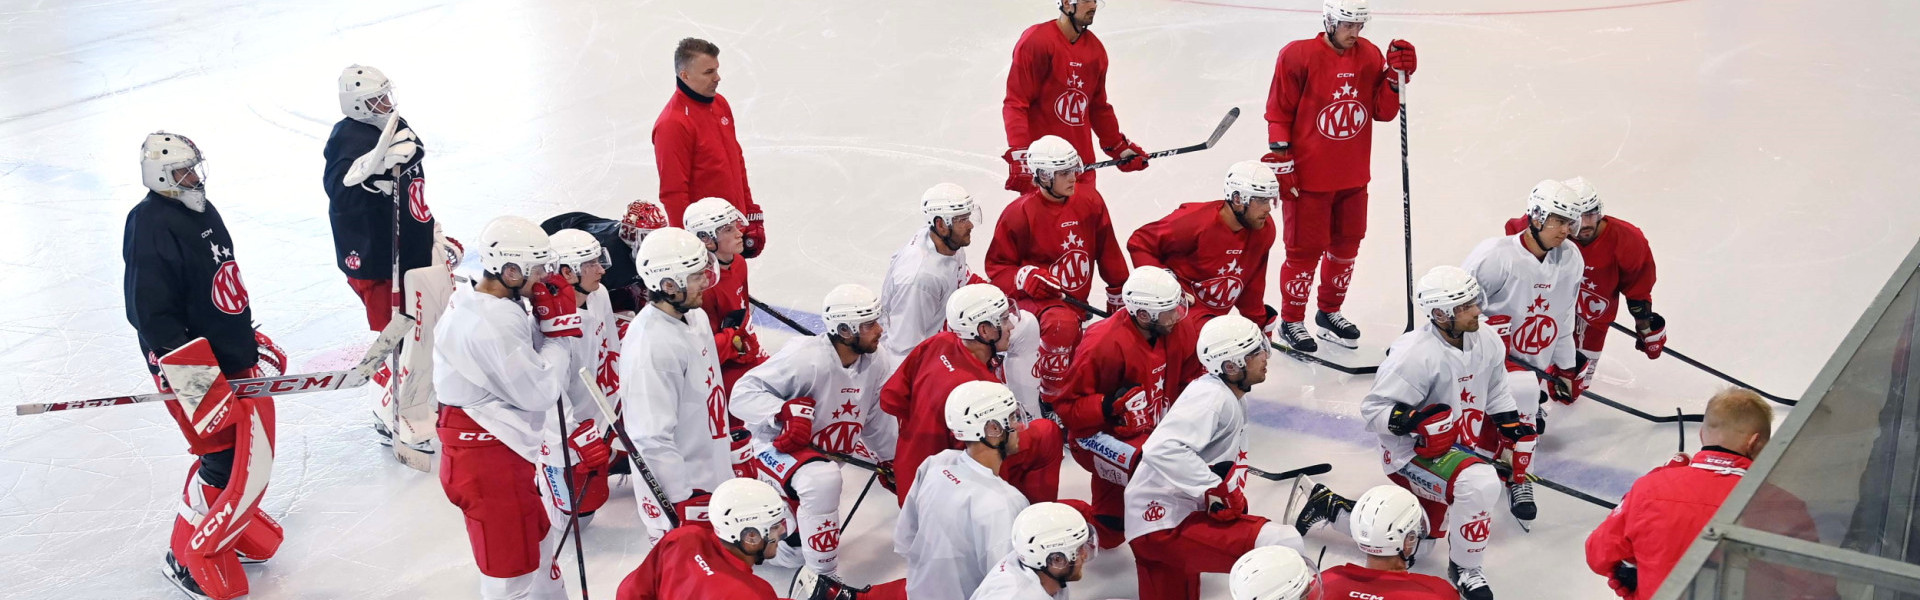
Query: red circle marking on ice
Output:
[[1170, 0, 1691, 16]]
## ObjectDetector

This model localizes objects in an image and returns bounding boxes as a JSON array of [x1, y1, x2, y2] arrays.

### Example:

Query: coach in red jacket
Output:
[[653, 37, 767, 258]]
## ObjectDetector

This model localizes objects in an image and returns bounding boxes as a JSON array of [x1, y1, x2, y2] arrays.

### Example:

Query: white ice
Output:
[[4, 0, 1918, 598]]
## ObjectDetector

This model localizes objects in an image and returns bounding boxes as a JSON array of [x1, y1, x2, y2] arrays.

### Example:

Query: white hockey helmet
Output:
[[921, 182, 979, 228], [946, 283, 1014, 342], [711, 478, 788, 544], [945, 380, 1022, 442], [1414, 265, 1483, 317], [550, 229, 611, 271], [1323, 0, 1370, 23], [1563, 176, 1603, 217], [1224, 159, 1280, 205], [1012, 502, 1094, 571], [139, 131, 208, 211], [822, 283, 883, 336], [1198, 314, 1268, 376], [1525, 179, 1593, 228], [1123, 267, 1190, 323], [1229, 545, 1320, 600], [337, 64, 395, 126], [1350, 485, 1427, 558], [683, 197, 746, 240], [478, 216, 555, 278], [636, 227, 712, 292], [1025, 135, 1082, 182], [620, 199, 670, 246]]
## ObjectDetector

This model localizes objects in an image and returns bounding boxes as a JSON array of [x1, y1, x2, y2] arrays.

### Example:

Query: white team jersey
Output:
[[619, 303, 730, 503], [970, 552, 1067, 600], [896, 449, 1029, 600], [1125, 375, 1248, 541], [1360, 324, 1519, 472], [542, 288, 617, 467], [432, 286, 577, 462], [1462, 233, 1585, 371], [729, 334, 899, 463], [880, 231, 970, 361]]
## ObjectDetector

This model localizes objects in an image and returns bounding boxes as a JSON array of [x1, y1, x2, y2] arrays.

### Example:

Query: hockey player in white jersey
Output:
[[1125, 314, 1327, 600], [970, 502, 1098, 600], [532, 229, 617, 588], [432, 216, 584, 599], [1358, 266, 1538, 600], [620, 227, 731, 541], [729, 283, 900, 579], [895, 380, 1034, 600], [1461, 179, 1587, 525]]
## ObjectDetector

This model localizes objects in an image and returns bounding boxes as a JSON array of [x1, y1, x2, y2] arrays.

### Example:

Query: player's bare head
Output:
[[1026, 136, 1081, 202], [1225, 160, 1280, 230], [1416, 266, 1484, 337], [1058, 0, 1100, 32], [824, 284, 884, 355], [1703, 387, 1774, 456], [1125, 267, 1190, 337], [922, 183, 979, 250], [1322, 0, 1369, 50], [1200, 315, 1270, 392], [674, 37, 722, 96]]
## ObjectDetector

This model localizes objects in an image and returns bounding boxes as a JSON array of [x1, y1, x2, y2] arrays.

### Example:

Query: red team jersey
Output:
[[615, 524, 777, 600], [879, 331, 999, 503], [1004, 21, 1125, 167], [1319, 564, 1461, 600], [1503, 215, 1657, 353], [1056, 314, 1177, 440], [1264, 34, 1401, 192], [653, 88, 762, 227], [985, 188, 1129, 317], [1127, 200, 1277, 321], [701, 257, 764, 391]]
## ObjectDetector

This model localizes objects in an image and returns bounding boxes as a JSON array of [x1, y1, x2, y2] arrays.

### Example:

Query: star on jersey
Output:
[[208, 241, 233, 263], [832, 400, 858, 419], [1065, 72, 1084, 90], [1333, 83, 1358, 100], [1460, 387, 1475, 405], [1527, 295, 1550, 314], [1216, 258, 1243, 276], [1061, 231, 1085, 251]]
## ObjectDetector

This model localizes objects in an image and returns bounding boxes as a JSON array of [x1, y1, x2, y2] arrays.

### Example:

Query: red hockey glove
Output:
[[714, 327, 761, 364], [1635, 313, 1667, 359], [1386, 40, 1418, 81], [1016, 265, 1062, 300], [1491, 410, 1537, 442], [674, 489, 712, 523], [568, 418, 611, 471], [876, 460, 898, 494], [1503, 434, 1537, 484], [1547, 365, 1580, 404], [1204, 461, 1247, 521], [532, 274, 582, 338], [1259, 304, 1281, 339], [1104, 384, 1156, 438], [1260, 149, 1301, 201], [730, 428, 756, 479], [1105, 284, 1125, 316], [1411, 405, 1458, 458], [772, 396, 817, 454], [254, 329, 287, 376], [741, 212, 767, 259], [1003, 147, 1035, 193], [1104, 136, 1149, 173]]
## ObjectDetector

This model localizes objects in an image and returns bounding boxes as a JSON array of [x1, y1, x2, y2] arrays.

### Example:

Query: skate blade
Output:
[[1281, 474, 1318, 528], [1316, 330, 1360, 349], [790, 566, 820, 599]]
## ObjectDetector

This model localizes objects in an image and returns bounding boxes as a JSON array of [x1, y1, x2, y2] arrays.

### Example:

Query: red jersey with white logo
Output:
[[1004, 21, 1126, 165], [1264, 34, 1401, 192], [700, 256, 765, 391], [615, 524, 778, 600], [1505, 215, 1657, 354], [1463, 233, 1585, 371], [1319, 564, 1460, 600], [985, 188, 1129, 318], [1127, 200, 1276, 321], [880, 331, 1002, 504], [653, 87, 761, 227]]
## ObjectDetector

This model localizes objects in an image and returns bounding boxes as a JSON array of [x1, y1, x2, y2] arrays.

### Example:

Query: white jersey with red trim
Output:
[[880, 231, 972, 361], [969, 552, 1067, 600], [431, 286, 576, 461], [896, 449, 1030, 600], [729, 333, 899, 462], [620, 303, 730, 503], [1359, 324, 1519, 472], [1124, 375, 1248, 541], [1462, 233, 1584, 371]]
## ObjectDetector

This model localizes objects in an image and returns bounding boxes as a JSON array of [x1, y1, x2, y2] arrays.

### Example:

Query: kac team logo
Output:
[[1316, 83, 1369, 140], [1053, 70, 1090, 126], [211, 260, 250, 315], [1143, 501, 1166, 522], [1195, 276, 1243, 309], [1281, 270, 1314, 301], [814, 421, 866, 455], [1579, 287, 1610, 323], [1460, 517, 1492, 543], [408, 178, 432, 223], [1511, 296, 1560, 355]]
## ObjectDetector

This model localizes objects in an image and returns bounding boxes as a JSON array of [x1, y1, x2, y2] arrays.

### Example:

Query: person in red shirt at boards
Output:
[[1001, 0, 1148, 194], [654, 37, 768, 258]]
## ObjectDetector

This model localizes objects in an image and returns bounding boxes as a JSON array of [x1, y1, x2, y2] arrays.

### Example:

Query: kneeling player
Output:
[[1322, 485, 1460, 599], [971, 502, 1099, 600], [1360, 266, 1537, 600], [614, 478, 790, 600], [730, 284, 899, 579]]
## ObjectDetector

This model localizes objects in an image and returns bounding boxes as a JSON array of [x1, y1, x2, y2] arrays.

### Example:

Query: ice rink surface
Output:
[[4, 0, 1919, 598]]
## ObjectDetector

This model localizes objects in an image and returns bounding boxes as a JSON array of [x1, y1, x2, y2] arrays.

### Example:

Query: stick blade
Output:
[[16, 405, 45, 416], [1202, 107, 1241, 148]]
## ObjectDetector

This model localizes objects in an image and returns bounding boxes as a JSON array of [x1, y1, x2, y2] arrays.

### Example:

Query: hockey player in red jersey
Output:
[[615, 478, 789, 600], [128, 132, 288, 600], [1263, 0, 1414, 351], [1129, 160, 1279, 323], [1226, 546, 1321, 600], [683, 197, 766, 481], [1054, 266, 1195, 548], [881, 284, 1064, 506], [654, 38, 768, 258], [1001, 0, 1147, 193], [1322, 485, 1464, 600], [986, 135, 1130, 408], [1502, 177, 1664, 397]]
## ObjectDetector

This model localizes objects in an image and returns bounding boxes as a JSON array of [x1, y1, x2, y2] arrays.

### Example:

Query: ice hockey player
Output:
[[1226, 545, 1320, 600], [620, 227, 731, 541], [896, 380, 1034, 600], [1054, 266, 1196, 548], [1360, 265, 1534, 600], [969, 502, 1100, 600], [1464, 180, 1588, 524], [1262, 0, 1415, 351], [1127, 315, 1343, 600], [986, 135, 1130, 408], [614, 477, 790, 600], [542, 198, 672, 313], [532, 229, 618, 553], [1321, 485, 1461, 599], [128, 132, 287, 600], [1128, 160, 1279, 324], [880, 183, 985, 359], [654, 37, 767, 258], [684, 196, 765, 481], [1001, 0, 1148, 193], [729, 284, 899, 579], [1502, 177, 1664, 399], [881, 284, 1063, 505], [431, 216, 584, 599]]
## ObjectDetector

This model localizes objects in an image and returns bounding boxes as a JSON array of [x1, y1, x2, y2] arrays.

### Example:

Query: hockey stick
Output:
[[554, 394, 591, 599], [1396, 69, 1415, 334], [747, 295, 817, 337], [1606, 322, 1798, 406], [1507, 355, 1703, 424], [387, 139, 431, 473], [1081, 107, 1239, 171], [1057, 292, 1380, 375], [787, 461, 882, 595], [577, 369, 680, 529], [17, 314, 412, 416], [1248, 462, 1333, 482], [1479, 449, 1620, 510]]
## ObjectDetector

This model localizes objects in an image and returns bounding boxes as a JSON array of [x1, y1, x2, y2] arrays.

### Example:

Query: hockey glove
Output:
[[1260, 146, 1301, 201], [381, 127, 420, 171], [1636, 313, 1667, 359], [1386, 40, 1418, 82], [1105, 284, 1125, 316], [772, 396, 817, 454], [1502, 433, 1538, 484], [741, 212, 767, 259], [1547, 365, 1581, 404], [730, 428, 756, 480], [1104, 384, 1155, 438], [1490, 410, 1537, 442], [714, 327, 761, 364], [1404, 404, 1458, 459], [1105, 136, 1149, 172], [1016, 265, 1063, 300], [1003, 147, 1035, 193], [1259, 304, 1281, 338], [1204, 460, 1247, 521], [1609, 562, 1638, 597], [876, 460, 899, 494], [254, 328, 287, 377], [568, 418, 612, 472], [531, 275, 583, 338], [673, 489, 712, 524]]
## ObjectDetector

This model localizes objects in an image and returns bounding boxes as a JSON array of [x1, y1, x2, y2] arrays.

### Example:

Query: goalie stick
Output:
[[1080, 107, 1239, 171], [1055, 294, 1379, 375], [16, 313, 413, 416], [1606, 322, 1798, 406], [577, 369, 680, 530]]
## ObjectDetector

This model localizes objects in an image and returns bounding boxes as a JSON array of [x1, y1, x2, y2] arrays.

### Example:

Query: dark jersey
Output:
[[322, 116, 435, 280], [123, 192, 257, 376], [541, 211, 644, 312]]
